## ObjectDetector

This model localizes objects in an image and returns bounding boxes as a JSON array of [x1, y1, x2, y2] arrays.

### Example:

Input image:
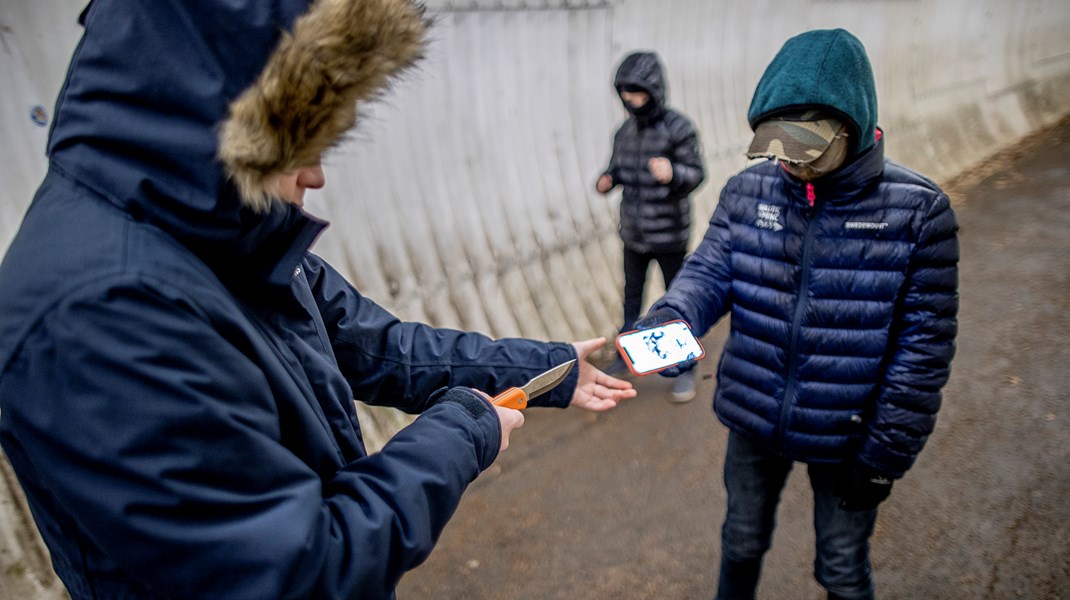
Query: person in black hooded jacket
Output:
[[634, 29, 958, 600], [596, 51, 706, 401]]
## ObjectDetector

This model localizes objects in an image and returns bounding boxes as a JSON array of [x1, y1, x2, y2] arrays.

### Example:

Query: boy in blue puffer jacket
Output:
[[637, 29, 958, 599]]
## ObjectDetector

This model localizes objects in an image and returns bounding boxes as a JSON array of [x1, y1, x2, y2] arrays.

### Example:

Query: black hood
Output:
[[613, 51, 667, 120]]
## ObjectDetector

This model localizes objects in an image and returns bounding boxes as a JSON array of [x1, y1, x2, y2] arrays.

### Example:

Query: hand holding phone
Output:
[[615, 320, 704, 376]]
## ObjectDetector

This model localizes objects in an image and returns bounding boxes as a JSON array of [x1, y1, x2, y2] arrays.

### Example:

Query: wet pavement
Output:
[[397, 117, 1070, 600]]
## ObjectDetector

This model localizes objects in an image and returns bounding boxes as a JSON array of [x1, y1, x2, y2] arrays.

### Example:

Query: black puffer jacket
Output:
[[602, 52, 705, 253]]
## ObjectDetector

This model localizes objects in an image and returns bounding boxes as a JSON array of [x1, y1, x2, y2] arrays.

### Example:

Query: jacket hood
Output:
[[47, 0, 428, 286], [613, 52, 667, 116], [747, 29, 878, 156]]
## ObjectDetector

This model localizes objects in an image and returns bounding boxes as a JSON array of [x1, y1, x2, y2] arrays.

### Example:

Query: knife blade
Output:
[[491, 359, 576, 410]]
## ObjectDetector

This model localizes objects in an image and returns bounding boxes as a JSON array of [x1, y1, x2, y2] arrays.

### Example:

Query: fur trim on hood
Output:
[[219, 0, 430, 211]]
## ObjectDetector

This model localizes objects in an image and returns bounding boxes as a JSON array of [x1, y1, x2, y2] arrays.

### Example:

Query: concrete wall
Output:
[[1, 1, 1068, 596]]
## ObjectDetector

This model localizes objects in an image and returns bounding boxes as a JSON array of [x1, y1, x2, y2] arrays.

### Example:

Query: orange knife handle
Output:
[[491, 387, 528, 410]]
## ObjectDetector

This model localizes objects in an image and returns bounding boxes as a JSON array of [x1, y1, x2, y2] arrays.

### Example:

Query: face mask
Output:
[[781, 126, 850, 181], [625, 99, 657, 118]]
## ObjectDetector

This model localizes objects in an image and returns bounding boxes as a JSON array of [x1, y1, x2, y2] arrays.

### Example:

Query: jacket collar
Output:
[[777, 130, 885, 206]]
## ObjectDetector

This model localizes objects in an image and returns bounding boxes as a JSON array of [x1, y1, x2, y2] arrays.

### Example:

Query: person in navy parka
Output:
[[636, 30, 959, 599], [0, 1, 634, 599]]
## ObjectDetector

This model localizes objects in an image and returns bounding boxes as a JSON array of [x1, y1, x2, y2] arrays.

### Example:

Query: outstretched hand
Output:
[[569, 338, 637, 411]]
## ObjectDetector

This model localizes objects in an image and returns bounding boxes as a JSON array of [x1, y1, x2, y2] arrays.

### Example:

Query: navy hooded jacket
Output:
[[652, 30, 959, 477], [602, 52, 705, 253], [0, 1, 578, 598]]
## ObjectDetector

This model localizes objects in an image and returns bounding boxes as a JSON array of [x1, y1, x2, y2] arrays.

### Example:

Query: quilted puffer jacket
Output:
[[654, 27, 958, 479], [655, 135, 958, 477], [650, 28, 963, 477], [602, 52, 705, 253]]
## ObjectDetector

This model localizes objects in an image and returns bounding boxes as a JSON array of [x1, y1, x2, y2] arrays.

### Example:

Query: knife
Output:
[[491, 359, 577, 410]]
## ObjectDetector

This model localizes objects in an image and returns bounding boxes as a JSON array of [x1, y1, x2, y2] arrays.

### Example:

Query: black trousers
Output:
[[621, 246, 686, 332]]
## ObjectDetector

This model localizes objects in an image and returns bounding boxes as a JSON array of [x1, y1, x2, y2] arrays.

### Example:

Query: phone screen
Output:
[[615, 320, 704, 376]]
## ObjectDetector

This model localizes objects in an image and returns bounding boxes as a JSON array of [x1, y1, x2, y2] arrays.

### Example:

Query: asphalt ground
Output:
[[398, 117, 1070, 600]]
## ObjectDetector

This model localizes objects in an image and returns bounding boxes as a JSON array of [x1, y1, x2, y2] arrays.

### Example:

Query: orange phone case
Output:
[[614, 319, 705, 376]]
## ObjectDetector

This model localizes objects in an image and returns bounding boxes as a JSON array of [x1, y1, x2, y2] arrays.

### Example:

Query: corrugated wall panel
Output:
[[2, 1, 1069, 595]]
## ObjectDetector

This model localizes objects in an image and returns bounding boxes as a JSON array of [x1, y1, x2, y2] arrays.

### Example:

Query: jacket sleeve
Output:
[[6, 281, 500, 600], [651, 182, 734, 335], [602, 124, 626, 182], [859, 194, 959, 477], [667, 115, 705, 194], [304, 255, 578, 411]]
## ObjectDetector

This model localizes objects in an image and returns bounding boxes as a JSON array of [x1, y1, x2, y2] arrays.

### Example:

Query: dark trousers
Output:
[[621, 247, 686, 331], [716, 431, 878, 600]]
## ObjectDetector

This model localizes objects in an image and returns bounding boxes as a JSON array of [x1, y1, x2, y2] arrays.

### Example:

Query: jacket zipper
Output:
[[779, 184, 819, 449]]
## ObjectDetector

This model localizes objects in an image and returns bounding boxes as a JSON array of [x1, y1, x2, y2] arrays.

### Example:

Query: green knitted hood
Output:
[[747, 29, 878, 156]]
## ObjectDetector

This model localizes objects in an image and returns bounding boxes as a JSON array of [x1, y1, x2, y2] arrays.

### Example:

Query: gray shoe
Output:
[[671, 371, 696, 403]]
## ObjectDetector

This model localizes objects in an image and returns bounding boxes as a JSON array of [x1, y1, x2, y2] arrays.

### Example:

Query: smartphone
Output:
[[614, 319, 705, 376]]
